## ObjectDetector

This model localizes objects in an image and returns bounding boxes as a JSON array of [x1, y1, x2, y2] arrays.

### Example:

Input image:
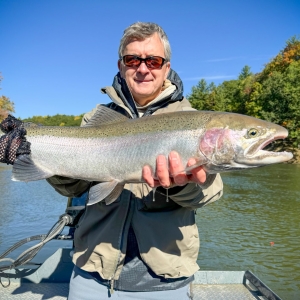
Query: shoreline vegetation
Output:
[[1, 37, 299, 164], [292, 149, 300, 164]]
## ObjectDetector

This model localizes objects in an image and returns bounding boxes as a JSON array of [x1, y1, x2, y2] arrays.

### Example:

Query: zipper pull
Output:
[[166, 187, 169, 202], [110, 279, 114, 294], [153, 187, 156, 202]]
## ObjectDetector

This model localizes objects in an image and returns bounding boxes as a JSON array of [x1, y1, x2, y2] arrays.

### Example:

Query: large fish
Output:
[[0, 106, 293, 205]]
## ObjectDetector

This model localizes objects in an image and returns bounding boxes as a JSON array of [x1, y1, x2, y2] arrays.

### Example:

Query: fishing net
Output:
[[0, 115, 24, 133], [0, 115, 31, 165]]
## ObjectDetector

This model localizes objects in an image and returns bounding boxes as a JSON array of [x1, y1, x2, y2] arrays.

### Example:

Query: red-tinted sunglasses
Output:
[[122, 55, 166, 69]]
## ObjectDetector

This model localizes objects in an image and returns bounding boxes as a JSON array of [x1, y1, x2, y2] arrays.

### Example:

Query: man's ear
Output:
[[164, 62, 171, 80], [118, 59, 124, 78]]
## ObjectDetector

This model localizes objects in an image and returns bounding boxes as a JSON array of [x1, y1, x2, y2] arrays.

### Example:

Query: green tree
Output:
[[255, 61, 300, 147], [187, 79, 216, 111], [187, 66, 254, 114], [245, 81, 263, 118], [22, 114, 84, 126], [239, 65, 253, 80]]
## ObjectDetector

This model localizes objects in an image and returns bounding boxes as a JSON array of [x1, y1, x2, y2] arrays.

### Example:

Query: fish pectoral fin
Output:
[[12, 155, 54, 181], [87, 181, 124, 206], [104, 184, 124, 205]]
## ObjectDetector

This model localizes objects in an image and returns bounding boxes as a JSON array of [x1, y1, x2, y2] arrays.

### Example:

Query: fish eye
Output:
[[247, 128, 259, 138]]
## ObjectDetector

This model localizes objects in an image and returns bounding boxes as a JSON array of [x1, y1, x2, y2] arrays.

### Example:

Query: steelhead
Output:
[[0, 106, 293, 205]]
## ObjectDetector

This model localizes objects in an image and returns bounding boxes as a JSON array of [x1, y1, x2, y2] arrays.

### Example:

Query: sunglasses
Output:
[[122, 55, 166, 69]]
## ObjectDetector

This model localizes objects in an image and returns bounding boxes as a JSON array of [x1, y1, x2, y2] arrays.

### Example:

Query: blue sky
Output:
[[0, 0, 299, 119]]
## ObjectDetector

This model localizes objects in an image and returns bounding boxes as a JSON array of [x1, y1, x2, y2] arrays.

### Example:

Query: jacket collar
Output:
[[101, 69, 184, 118]]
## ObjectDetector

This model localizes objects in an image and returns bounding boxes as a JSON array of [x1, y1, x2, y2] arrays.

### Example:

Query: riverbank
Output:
[[291, 149, 300, 164]]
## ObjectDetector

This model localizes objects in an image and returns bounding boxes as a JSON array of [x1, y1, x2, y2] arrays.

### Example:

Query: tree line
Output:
[[22, 114, 84, 127], [187, 36, 300, 150]]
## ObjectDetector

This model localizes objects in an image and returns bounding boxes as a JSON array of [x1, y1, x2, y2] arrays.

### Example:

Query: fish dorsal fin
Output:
[[83, 105, 128, 127], [24, 122, 41, 128]]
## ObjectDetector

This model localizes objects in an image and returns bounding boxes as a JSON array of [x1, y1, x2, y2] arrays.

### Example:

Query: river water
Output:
[[0, 163, 299, 299]]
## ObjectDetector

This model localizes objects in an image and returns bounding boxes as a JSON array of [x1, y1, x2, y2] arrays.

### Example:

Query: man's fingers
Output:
[[156, 155, 171, 188], [143, 153, 207, 189], [142, 165, 156, 187], [188, 158, 207, 184], [169, 151, 188, 186]]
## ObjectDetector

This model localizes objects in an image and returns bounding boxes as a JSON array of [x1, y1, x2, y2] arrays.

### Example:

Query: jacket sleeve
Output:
[[46, 176, 90, 197], [157, 174, 223, 209]]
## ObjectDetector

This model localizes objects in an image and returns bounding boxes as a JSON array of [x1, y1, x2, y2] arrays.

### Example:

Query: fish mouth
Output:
[[257, 133, 287, 152], [244, 130, 293, 164]]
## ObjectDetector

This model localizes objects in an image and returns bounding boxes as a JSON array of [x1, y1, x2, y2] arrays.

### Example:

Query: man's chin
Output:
[[132, 92, 155, 106]]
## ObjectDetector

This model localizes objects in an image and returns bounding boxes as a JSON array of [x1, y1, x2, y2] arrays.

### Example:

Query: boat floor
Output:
[[0, 282, 263, 300], [0, 248, 277, 300]]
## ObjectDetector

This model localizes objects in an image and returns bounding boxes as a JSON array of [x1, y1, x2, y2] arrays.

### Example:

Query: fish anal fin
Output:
[[87, 180, 123, 206], [104, 184, 124, 205]]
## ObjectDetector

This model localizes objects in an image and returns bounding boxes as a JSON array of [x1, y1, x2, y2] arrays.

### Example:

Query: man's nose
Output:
[[137, 61, 150, 73]]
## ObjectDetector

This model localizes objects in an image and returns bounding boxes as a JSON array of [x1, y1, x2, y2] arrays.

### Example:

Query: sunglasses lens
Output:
[[145, 57, 164, 69], [123, 56, 141, 67]]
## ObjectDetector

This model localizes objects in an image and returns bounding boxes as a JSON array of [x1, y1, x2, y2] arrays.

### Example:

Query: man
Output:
[[47, 22, 223, 299]]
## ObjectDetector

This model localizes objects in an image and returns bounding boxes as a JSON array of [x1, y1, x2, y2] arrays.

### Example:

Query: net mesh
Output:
[[0, 115, 31, 165]]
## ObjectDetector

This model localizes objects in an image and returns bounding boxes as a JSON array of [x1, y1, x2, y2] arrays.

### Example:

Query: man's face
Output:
[[118, 33, 171, 106]]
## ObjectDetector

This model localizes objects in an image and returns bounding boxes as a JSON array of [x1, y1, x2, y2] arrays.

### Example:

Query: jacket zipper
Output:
[[109, 186, 135, 293]]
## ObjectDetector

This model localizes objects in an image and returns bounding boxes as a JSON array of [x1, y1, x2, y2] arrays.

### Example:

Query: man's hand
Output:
[[142, 151, 206, 188]]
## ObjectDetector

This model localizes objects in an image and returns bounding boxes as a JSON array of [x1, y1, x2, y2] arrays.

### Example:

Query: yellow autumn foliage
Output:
[[262, 36, 300, 77], [0, 95, 15, 122]]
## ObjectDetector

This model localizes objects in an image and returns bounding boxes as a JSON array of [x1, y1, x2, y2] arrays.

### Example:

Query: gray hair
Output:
[[118, 22, 171, 62]]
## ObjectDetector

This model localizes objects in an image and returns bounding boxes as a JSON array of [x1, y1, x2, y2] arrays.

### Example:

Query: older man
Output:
[[47, 22, 223, 300]]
